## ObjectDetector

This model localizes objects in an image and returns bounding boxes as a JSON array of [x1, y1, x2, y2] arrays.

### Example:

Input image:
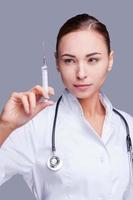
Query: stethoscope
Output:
[[47, 95, 133, 180]]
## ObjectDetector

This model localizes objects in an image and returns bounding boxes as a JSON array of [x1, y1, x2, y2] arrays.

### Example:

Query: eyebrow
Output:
[[60, 52, 102, 58]]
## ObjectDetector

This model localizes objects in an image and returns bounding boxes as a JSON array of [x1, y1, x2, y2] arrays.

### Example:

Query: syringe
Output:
[[41, 54, 49, 102]]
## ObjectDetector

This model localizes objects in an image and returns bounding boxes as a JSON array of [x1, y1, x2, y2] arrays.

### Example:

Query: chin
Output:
[[71, 91, 93, 99], [76, 94, 92, 100], [70, 88, 99, 100]]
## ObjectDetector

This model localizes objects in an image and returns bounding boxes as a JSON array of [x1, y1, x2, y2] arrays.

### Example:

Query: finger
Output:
[[48, 87, 55, 96], [28, 92, 36, 113], [10, 92, 23, 103], [44, 100, 55, 106], [31, 85, 49, 99], [21, 95, 30, 114], [35, 100, 55, 113]]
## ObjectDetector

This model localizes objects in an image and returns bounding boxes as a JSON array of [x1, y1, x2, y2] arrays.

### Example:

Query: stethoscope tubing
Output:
[[112, 108, 132, 152], [51, 96, 63, 152], [48, 95, 133, 174]]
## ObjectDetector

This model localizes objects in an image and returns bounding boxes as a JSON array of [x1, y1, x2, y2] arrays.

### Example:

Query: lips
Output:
[[74, 84, 92, 87], [73, 83, 92, 91]]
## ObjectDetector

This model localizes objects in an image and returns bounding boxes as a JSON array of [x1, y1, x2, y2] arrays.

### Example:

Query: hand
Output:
[[0, 85, 55, 131]]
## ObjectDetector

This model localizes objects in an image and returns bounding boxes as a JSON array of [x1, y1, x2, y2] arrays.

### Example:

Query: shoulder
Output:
[[113, 108, 133, 124], [113, 108, 133, 139], [112, 107, 133, 129]]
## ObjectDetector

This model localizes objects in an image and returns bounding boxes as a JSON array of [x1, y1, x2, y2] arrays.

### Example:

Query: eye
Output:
[[88, 57, 99, 64], [63, 58, 75, 64]]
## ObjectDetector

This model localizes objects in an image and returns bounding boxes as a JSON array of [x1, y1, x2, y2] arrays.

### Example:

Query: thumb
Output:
[[34, 100, 55, 114]]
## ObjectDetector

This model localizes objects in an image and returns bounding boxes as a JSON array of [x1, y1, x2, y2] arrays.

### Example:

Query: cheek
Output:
[[59, 68, 75, 80], [92, 64, 109, 83], [58, 69, 73, 86]]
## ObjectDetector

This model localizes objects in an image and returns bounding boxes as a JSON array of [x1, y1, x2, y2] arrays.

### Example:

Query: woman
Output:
[[0, 13, 133, 200]]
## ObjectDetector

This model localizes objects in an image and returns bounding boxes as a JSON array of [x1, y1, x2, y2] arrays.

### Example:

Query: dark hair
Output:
[[55, 13, 111, 57]]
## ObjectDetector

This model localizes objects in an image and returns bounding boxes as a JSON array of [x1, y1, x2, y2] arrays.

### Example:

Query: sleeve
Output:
[[0, 119, 36, 186]]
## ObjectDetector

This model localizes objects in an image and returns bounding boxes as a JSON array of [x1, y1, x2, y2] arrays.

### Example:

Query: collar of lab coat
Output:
[[61, 88, 115, 143], [61, 88, 113, 120]]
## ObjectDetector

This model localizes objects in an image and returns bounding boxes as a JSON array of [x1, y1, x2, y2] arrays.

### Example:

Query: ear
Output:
[[108, 50, 114, 72], [54, 52, 60, 72]]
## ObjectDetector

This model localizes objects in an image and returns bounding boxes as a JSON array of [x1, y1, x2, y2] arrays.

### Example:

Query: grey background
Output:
[[0, 0, 133, 199]]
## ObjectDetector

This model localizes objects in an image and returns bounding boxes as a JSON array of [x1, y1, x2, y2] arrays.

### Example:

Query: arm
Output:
[[0, 85, 55, 186], [0, 120, 35, 186], [0, 120, 15, 146], [0, 85, 55, 187]]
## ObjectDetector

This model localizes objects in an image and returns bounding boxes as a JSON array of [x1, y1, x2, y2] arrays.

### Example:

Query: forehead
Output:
[[58, 30, 107, 55]]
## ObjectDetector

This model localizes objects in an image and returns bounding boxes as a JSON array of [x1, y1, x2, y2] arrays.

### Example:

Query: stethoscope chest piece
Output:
[[47, 155, 63, 171]]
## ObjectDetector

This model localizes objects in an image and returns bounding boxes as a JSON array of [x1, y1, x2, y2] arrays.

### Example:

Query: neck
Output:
[[77, 91, 105, 118]]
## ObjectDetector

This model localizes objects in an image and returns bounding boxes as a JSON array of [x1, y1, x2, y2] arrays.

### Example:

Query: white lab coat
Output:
[[0, 88, 133, 200]]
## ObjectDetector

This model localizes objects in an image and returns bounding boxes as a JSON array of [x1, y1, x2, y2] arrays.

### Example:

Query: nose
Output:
[[76, 62, 87, 80]]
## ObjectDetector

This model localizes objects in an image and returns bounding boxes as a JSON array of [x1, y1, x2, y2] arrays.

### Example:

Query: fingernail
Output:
[[46, 94, 50, 99], [26, 108, 30, 114], [32, 107, 35, 113]]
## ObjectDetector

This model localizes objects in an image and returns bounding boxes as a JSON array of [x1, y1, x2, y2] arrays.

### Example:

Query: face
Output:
[[56, 30, 114, 99]]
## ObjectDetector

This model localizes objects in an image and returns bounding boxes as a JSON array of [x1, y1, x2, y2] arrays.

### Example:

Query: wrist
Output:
[[0, 118, 15, 145], [0, 117, 15, 132]]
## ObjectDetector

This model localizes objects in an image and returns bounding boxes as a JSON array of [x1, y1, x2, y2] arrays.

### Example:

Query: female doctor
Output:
[[0, 13, 133, 200]]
